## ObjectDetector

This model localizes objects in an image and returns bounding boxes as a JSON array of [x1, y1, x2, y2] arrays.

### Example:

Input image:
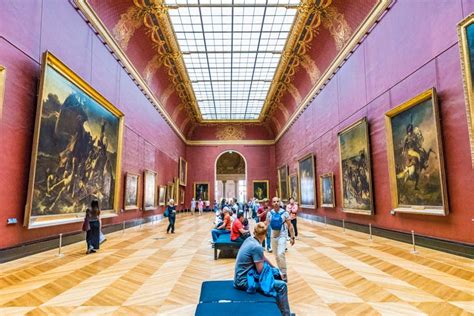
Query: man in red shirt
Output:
[[231, 213, 249, 242], [211, 208, 232, 242], [257, 199, 272, 252]]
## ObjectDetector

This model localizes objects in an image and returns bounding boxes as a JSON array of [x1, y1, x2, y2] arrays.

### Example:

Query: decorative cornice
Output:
[[187, 139, 275, 146], [112, 6, 142, 50], [322, 6, 352, 51], [216, 125, 246, 141]]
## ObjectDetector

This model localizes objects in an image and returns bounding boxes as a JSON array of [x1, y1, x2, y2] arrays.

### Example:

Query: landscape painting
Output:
[[143, 170, 157, 210], [124, 173, 139, 210], [385, 88, 448, 215], [298, 154, 316, 208], [289, 173, 298, 202], [338, 118, 373, 215], [253, 180, 269, 201], [25, 52, 123, 228], [278, 165, 289, 201], [320, 173, 335, 208]]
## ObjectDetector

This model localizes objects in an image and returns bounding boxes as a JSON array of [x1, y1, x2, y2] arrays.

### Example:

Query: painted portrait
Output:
[[385, 88, 448, 215], [143, 170, 157, 210], [458, 14, 474, 166], [124, 173, 139, 210], [278, 165, 289, 201], [253, 180, 269, 201], [194, 182, 209, 201], [338, 118, 373, 215], [298, 154, 316, 208], [159, 185, 166, 206], [289, 173, 298, 202], [25, 52, 123, 228], [320, 173, 335, 208], [179, 157, 187, 186]]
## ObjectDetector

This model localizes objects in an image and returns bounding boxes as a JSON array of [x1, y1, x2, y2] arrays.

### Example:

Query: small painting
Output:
[[289, 173, 298, 202], [180, 188, 185, 205], [338, 118, 373, 215], [179, 157, 187, 186], [124, 173, 139, 210], [167, 182, 174, 203], [319, 173, 335, 208], [143, 170, 157, 210], [385, 88, 448, 215], [298, 154, 316, 208], [194, 182, 210, 201], [253, 180, 269, 201], [277, 165, 289, 201], [159, 185, 166, 206]]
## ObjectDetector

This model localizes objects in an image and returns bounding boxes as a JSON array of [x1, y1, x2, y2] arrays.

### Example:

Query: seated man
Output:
[[231, 212, 249, 243], [211, 207, 232, 242], [234, 223, 291, 316]]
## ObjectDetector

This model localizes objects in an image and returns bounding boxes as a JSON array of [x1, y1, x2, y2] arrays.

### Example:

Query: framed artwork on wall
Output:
[[319, 173, 335, 208], [24, 52, 124, 228], [174, 177, 179, 201], [179, 157, 187, 186], [180, 187, 185, 205], [143, 170, 157, 210], [0, 65, 6, 120], [124, 173, 140, 210], [298, 154, 316, 209], [289, 173, 298, 202], [338, 118, 373, 215], [253, 180, 269, 201], [158, 185, 166, 206], [194, 182, 210, 201], [277, 165, 289, 201], [385, 88, 448, 215], [166, 182, 174, 203], [458, 13, 474, 167]]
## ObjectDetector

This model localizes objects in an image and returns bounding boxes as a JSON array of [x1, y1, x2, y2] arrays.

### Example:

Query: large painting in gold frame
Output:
[[252, 180, 269, 202], [179, 157, 187, 186], [194, 182, 210, 201], [298, 153, 316, 209], [289, 173, 298, 202], [124, 172, 140, 210], [277, 165, 289, 201], [385, 88, 448, 216], [458, 13, 474, 167], [24, 52, 124, 228], [319, 173, 335, 208], [158, 185, 167, 206], [338, 118, 373, 215], [143, 170, 157, 211]]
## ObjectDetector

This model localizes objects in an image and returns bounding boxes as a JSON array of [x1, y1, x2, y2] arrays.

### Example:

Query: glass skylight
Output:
[[166, 0, 299, 120]]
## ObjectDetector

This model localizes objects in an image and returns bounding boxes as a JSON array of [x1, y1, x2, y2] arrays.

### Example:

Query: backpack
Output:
[[270, 209, 284, 231]]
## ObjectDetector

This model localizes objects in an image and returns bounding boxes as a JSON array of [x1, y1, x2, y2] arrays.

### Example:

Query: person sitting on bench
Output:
[[211, 207, 232, 242], [231, 212, 249, 243], [234, 222, 291, 316]]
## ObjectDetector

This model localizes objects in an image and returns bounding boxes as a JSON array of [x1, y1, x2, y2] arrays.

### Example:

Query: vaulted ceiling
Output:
[[78, 0, 388, 141]]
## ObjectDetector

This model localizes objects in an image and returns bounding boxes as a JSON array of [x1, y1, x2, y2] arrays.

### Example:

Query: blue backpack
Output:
[[270, 209, 284, 230]]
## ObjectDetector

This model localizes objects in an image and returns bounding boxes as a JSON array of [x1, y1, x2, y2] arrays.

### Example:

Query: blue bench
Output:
[[214, 234, 243, 260], [196, 280, 281, 316]]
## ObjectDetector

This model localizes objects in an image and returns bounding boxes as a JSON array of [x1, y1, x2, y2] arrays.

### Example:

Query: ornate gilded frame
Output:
[[166, 182, 174, 203], [252, 180, 270, 202], [385, 88, 448, 216], [158, 185, 167, 206], [179, 157, 187, 186], [143, 169, 157, 211], [458, 14, 474, 167], [24, 52, 124, 228], [338, 118, 373, 215], [288, 173, 298, 202], [194, 182, 210, 201], [0, 65, 6, 119], [297, 153, 317, 209], [277, 165, 289, 201], [180, 187, 185, 205], [124, 172, 140, 210], [319, 172, 335, 208]]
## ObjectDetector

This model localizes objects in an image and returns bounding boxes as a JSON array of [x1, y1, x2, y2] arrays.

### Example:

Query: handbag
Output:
[[82, 216, 90, 231], [164, 208, 169, 217]]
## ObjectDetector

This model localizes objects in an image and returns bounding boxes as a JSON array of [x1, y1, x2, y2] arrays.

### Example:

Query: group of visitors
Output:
[[190, 197, 205, 215]]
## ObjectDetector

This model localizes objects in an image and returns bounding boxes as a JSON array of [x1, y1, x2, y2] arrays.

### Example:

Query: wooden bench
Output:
[[213, 234, 243, 260], [195, 280, 281, 316]]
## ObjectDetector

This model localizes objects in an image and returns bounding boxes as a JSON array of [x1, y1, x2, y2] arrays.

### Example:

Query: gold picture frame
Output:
[[458, 13, 474, 167], [338, 118, 373, 215], [252, 180, 269, 202], [166, 182, 174, 203], [297, 153, 316, 209], [180, 187, 185, 205], [179, 157, 188, 186], [194, 182, 210, 201], [158, 185, 167, 206], [277, 165, 289, 201], [0, 65, 6, 120], [385, 88, 448, 215], [288, 173, 298, 202], [143, 170, 157, 211], [24, 52, 124, 228], [124, 172, 140, 210], [319, 173, 335, 208]]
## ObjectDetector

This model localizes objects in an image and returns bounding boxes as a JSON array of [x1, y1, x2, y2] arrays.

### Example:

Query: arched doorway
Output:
[[215, 151, 247, 204]]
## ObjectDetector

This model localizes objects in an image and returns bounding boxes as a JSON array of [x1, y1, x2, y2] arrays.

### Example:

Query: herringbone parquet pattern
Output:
[[0, 214, 472, 315]]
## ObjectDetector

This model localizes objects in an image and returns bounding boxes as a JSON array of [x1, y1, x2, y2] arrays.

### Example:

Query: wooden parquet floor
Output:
[[0, 214, 472, 315]]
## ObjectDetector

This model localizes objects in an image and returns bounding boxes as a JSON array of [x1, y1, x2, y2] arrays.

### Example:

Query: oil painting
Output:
[[167, 182, 174, 202], [320, 173, 335, 208], [180, 187, 185, 205], [143, 170, 157, 210], [298, 154, 316, 208], [385, 88, 448, 215], [277, 165, 289, 201], [159, 185, 166, 206], [25, 52, 123, 228], [338, 118, 373, 215], [289, 173, 298, 202], [194, 182, 209, 201], [124, 173, 139, 210], [179, 157, 187, 186], [253, 180, 269, 201]]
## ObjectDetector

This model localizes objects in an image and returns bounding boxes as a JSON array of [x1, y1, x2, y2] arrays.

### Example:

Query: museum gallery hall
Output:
[[0, 0, 473, 315]]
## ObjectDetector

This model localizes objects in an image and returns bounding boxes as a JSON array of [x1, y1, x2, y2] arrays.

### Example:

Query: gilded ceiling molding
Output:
[[216, 125, 246, 141], [160, 84, 175, 105], [143, 54, 163, 85], [321, 6, 352, 51], [171, 103, 184, 121], [112, 6, 143, 50], [300, 54, 321, 85], [287, 82, 302, 106]]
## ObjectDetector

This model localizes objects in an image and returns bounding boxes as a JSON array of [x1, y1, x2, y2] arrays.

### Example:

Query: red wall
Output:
[[275, 0, 474, 244], [0, 0, 185, 249], [185, 145, 276, 206]]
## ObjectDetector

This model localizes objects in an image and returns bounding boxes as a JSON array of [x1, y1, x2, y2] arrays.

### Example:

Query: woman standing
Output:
[[287, 197, 299, 238], [86, 199, 101, 254], [166, 199, 177, 234], [198, 198, 204, 215]]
